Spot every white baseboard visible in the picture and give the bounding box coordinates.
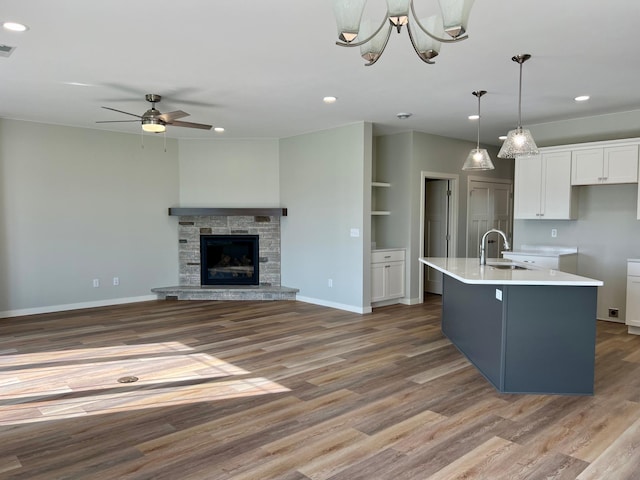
[295,296,371,314]
[0,295,159,319]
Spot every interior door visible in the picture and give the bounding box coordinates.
[424,179,450,294]
[467,180,513,259]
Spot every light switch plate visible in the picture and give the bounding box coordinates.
[495,288,503,301]
[350,228,360,238]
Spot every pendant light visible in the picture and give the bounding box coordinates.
[462,90,494,171]
[497,54,539,158]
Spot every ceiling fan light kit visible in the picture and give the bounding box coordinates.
[97,93,212,133]
[332,0,474,66]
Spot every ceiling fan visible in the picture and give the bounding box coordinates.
[97,93,212,132]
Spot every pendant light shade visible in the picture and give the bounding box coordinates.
[497,126,538,159]
[462,90,494,171]
[463,148,494,171]
[498,54,538,158]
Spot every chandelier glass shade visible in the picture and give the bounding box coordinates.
[332,0,475,66]
[462,90,494,171]
[497,54,539,158]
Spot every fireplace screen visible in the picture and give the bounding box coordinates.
[200,235,259,286]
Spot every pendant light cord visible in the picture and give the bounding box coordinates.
[518,60,523,129]
[476,93,481,149]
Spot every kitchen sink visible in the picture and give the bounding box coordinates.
[491,264,528,270]
[487,262,529,270]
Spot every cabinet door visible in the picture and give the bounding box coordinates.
[571,148,604,185]
[542,151,576,219]
[604,145,638,184]
[385,261,405,299]
[626,277,640,327]
[371,263,386,302]
[514,155,542,219]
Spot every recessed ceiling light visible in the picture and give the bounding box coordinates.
[214,127,225,133]
[468,114,480,120]
[323,96,337,104]
[3,21,28,32]
[498,135,508,141]
[574,95,590,102]
[396,112,412,119]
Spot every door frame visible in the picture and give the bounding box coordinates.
[465,176,514,258]
[418,171,459,304]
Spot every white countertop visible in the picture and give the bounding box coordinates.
[420,257,603,286]
[503,245,578,258]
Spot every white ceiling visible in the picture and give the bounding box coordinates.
[1,0,640,146]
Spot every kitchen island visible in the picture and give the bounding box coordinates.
[420,257,604,395]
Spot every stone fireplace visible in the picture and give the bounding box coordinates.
[152,209,297,300]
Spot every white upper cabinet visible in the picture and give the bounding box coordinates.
[572,145,638,185]
[514,151,577,220]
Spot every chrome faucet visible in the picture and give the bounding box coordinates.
[480,229,510,265]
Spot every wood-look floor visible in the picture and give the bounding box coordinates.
[1,297,640,479]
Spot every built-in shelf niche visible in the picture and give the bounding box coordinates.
[371,181,390,216]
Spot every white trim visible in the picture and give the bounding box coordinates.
[540,136,640,153]
[0,295,159,319]
[295,295,371,314]
[418,171,459,304]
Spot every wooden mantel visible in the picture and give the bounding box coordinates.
[168,207,287,217]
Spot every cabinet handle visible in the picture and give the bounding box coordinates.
[384,255,391,258]
[385,265,390,268]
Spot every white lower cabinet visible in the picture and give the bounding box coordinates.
[371,249,405,303]
[502,251,577,274]
[626,260,640,333]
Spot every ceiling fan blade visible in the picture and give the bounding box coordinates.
[96,120,140,123]
[159,110,190,122]
[169,120,212,130]
[101,106,142,118]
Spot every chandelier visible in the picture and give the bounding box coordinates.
[332,0,475,66]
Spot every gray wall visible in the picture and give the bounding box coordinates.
[178,138,280,206]
[375,131,515,303]
[514,183,640,322]
[0,119,179,315]
[279,122,372,312]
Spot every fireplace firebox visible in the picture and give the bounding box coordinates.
[200,235,259,286]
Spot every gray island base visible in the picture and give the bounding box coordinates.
[420,257,603,395]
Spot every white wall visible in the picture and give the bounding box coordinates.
[0,119,180,316]
[279,123,372,312]
[178,139,279,206]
